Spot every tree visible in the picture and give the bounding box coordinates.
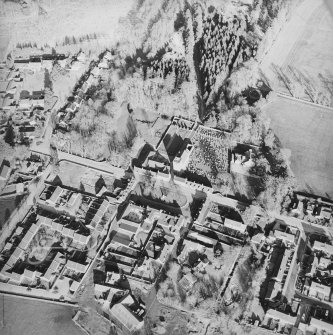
[4,124,15,147]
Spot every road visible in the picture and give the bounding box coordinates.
[30,140,129,178]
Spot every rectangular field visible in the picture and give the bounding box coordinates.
[260,0,333,102]
[263,96,333,199]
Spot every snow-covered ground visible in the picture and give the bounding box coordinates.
[0,0,135,58]
[260,0,333,90]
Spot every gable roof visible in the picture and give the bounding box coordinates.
[109,303,141,332]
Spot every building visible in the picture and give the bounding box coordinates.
[309,317,333,335]
[109,303,142,335]
[66,260,88,273]
[173,139,194,172]
[179,273,197,291]
[313,241,333,257]
[41,252,66,288]
[308,281,331,301]
[87,199,110,230]
[0,161,11,180]
[274,230,296,246]
[224,218,247,234]
[262,309,296,331]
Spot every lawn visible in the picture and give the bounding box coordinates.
[137,180,188,208]
[263,96,333,199]
[0,295,82,335]
[57,161,116,192]
[27,227,56,265]
[261,0,333,90]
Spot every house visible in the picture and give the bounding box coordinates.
[308,282,331,301]
[109,303,143,335]
[111,232,132,247]
[263,309,296,330]
[73,233,90,245]
[31,99,44,108]
[179,273,197,291]
[274,230,296,246]
[48,186,64,205]
[187,231,218,247]
[224,218,247,234]
[309,317,333,335]
[32,90,44,100]
[118,219,139,236]
[320,207,332,220]
[19,126,35,133]
[66,260,88,273]
[173,140,194,172]
[0,161,11,180]
[69,279,80,294]
[14,58,29,70]
[41,252,66,288]
[20,90,30,100]
[313,241,333,257]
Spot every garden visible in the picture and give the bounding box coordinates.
[27,226,59,265]
[187,127,230,183]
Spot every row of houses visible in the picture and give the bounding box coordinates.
[55,50,114,132]
[103,202,183,282]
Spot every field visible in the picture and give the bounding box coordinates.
[260,0,333,104]
[135,180,188,208]
[56,161,116,192]
[0,295,83,335]
[263,96,333,199]
[0,0,135,58]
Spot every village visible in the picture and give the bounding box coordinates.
[0,44,333,335]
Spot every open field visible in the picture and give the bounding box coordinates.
[0,0,135,58]
[263,96,333,199]
[56,161,116,191]
[260,0,333,102]
[0,294,83,335]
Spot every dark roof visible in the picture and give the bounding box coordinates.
[19,126,35,132]
[119,222,138,233]
[32,90,44,99]
[112,232,131,247]
[14,58,29,63]
[20,90,30,99]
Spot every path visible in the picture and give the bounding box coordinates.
[276,92,333,112]
[30,141,128,178]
